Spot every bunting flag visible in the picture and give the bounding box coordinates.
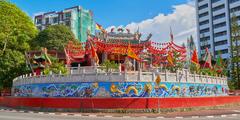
[203,48,212,69]
[191,48,200,69]
[127,43,140,61]
[89,41,99,65]
[167,50,174,66]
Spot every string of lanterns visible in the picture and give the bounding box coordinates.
[65,37,187,65]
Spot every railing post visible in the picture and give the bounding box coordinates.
[124,69,127,81]
[152,71,155,82]
[193,72,196,83]
[176,69,178,82]
[185,69,189,82]
[165,69,168,82]
[138,68,141,81]
[78,64,81,74]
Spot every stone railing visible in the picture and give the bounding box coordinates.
[12,67,228,87]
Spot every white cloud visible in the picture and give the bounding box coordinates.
[106,1,196,45]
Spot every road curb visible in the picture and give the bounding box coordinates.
[1,107,240,119]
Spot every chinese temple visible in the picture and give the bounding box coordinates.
[65,28,187,69]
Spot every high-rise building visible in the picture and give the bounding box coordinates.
[34,6,95,43]
[196,0,240,59]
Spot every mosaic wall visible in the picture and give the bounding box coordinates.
[13,81,228,98]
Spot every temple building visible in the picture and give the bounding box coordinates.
[96,28,152,65]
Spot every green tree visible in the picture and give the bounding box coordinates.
[167,51,184,72]
[230,14,240,89]
[43,56,68,75]
[100,60,119,72]
[33,25,76,51]
[0,0,37,88]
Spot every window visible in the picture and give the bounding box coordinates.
[199,12,209,18]
[212,0,221,3]
[65,12,71,19]
[45,18,49,24]
[229,0,240,4]
[213,13,225,20]
[199,20,209,25]
[231,6,240,13]
[212,4,225,12]
[200,36,210,42]
[215,40,228,46]
[214,31,227,37]
[53,17,58,23]
[200,28,210,34]
[215,49,228,54]
[198,0,204,2]
[200,44,211,50]
[213,22,226,29]
[36,18,42,24]
[199,4,208,10]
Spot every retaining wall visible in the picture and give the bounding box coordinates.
[1,96,240,109]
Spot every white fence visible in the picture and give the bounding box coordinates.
[12,67,228,87]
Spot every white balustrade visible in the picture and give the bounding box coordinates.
[12,67,228,87]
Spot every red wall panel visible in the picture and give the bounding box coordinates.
[1,97,240,109]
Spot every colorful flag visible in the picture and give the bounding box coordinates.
[95,23,102,30]
[167,50,174,66]
[170,27,174,41]
[127,43,140,61]
[191,48,200,69]
[203,48,212,69]
[89,41,99,65]
[155,75,161,85]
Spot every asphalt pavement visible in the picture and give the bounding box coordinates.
[1,108,240,120]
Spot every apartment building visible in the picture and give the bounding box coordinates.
[196,0,240,59]
[34,6,95,43]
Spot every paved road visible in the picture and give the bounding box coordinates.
[1,109,240,120]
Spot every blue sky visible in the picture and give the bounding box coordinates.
[10,0,189,28]
[10,0,196,44]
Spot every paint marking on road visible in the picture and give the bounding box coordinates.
[233,110,240,113]
[89,114,97,117]
[175,116,183,119]
[156,116,164,119]
[221,115,227,117]
[18,110,25,113]
[140,116,146,118]
[231,114,238,116]
[48,113,55,115]
[191,116,199,118]
[206,116,214,118]
[38,112,44,114]
[104,115,113,118]
[61,113,69,116]
[73,114,82,117]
